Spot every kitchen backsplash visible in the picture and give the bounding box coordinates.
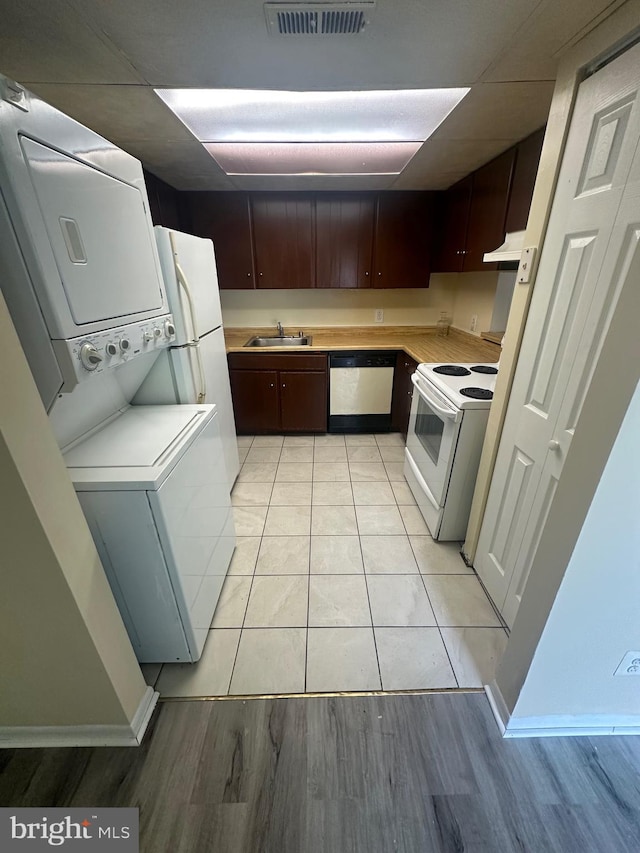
[220,271,500,333]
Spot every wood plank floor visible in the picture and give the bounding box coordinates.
[1,693,639,852]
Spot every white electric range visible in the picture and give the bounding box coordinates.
[404,363,498,541]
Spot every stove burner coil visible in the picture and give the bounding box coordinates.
[470,365,498,375]
[460,387,494,400]
[433,365,471,376]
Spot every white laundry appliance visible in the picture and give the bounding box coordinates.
[65,404,235,662]
[0,75,173,412]
[0,75,235,663]
[133,228,240,483]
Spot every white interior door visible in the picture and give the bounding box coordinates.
[475,43,640,627]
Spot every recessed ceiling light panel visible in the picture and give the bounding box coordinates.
[154,87,468,176]
[155,88,469,143]
[204,141,422,175]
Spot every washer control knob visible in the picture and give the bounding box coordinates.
[105,342,118,357]
[119,338,131,352]
[143,330,154,342]
[165,321,176,338]
[79,343,103,371]
[153,327,162,339]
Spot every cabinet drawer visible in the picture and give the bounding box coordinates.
[228,352,328,371]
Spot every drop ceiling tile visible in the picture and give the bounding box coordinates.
[25,85,196,144]
[70,0,536,89]
[394,139,518,189]
[430,82,554,141]
[1,0,143,84]
[482,0,626,82]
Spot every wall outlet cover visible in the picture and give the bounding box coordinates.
[614,651,640,676]
[375,309,384,323]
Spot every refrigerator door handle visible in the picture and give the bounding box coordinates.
[169,231,207,403]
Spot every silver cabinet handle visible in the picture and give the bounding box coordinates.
[548,439,560,451]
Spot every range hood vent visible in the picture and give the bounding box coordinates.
[483,230,526,263]
[265,2,375,36]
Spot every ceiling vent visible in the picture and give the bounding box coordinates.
[264,3,375,36]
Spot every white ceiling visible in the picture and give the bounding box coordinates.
[0,0,627,190]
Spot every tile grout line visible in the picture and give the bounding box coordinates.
[353,461,385,692]
[228,434,275,695]
[226,434,256,695]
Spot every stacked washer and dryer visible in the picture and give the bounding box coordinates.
[0,75,236,663]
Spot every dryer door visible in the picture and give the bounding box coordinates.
[21,137,165,335]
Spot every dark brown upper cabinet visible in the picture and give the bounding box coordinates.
[432,175,473,273]
[505,127,545,234]
[315,193,375,288]
[185,192,255,290]
[251,194,315,289]
[464,148,516,272]
[373,192,434,288]
[144,170,185,232]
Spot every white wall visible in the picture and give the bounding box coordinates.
[0,293,149,736]
[505,380,640,727]
[220,271,499,333]
[220,278,455,328]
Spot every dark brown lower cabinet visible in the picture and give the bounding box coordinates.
[229,369,280,433]
[280,371,327,432]
[391,352,419,435]
[228,353,328,434]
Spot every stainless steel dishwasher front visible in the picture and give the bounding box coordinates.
[328,351,396,432]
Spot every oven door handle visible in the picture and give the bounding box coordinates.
[411,374,462,423]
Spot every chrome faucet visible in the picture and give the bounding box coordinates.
[277,321,284,337]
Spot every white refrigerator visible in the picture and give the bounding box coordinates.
[134,227,240,483]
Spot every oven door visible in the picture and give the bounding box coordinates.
[405,372,462,507]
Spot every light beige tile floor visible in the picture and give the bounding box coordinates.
[154,433,508,699]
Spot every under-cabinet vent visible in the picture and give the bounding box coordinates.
[264,3,375,36]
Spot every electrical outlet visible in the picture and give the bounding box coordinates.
[614,651,640,676]
[470,314,478,332]
[375,309,384,323]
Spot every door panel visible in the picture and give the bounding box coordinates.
[316,194,375,288]
[252,194,315,288]
[475,43,640,627]
[280,371,327,432]
[229,369,280,433]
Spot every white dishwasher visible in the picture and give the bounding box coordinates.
[329,351,396,432]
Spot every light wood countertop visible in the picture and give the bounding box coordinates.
[224,325,500,364]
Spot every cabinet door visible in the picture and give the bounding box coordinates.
[280,371,327,432]
[229,369,279,433]
[374,193,434,288]
[463,148,515,272]
[144,169,185,231]
[432,176,472,273]
[186,192,255,290]
[252,194,315,289]
[316,194,375,288]
[504,127,545,233]
[391,352,418,434]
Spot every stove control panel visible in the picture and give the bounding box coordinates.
[51,313,175,391]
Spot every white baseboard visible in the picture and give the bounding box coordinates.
[484,682,640,738]
[0,687,158,748]
[484,680,509,735]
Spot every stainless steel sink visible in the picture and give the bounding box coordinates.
[244,335,313,347]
